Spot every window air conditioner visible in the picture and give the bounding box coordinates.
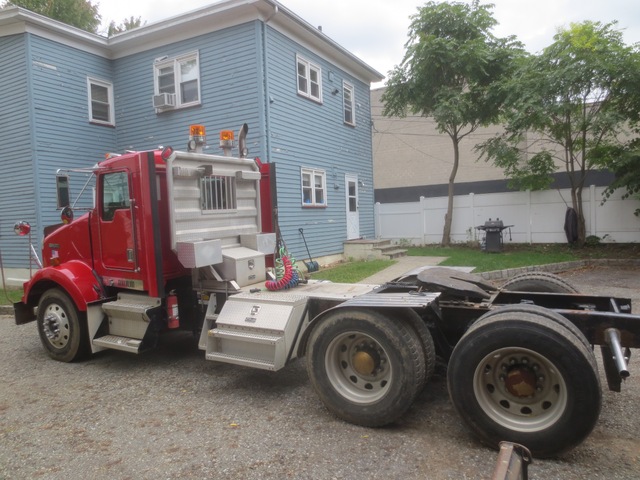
[153,93,176,108]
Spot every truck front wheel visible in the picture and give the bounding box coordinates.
[37,288,89,362]
[306,308,424,427]
[447,311,601,458]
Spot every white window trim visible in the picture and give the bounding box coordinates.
[296,55,323,103]
[343,81,356,126]
[87,77,115,126]
[153,51,201,111]
[301,167,327,207]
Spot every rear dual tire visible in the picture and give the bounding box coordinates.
[306,308,434,427]
[501,271,579,294]
[447,311,601,457]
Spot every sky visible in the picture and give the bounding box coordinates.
[97,0,640,88]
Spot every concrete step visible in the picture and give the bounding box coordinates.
[344,239,401,260]
[372,243,408,259]
[378,248,407,259]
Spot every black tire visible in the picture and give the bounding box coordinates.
[447,311,601,458]
[391,308,436,390]
[501,271,579,293]
[481,304,593,354]
[37,288,89,362]
[306,308,424,427]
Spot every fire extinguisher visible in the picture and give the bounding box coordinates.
[167,291,179,329]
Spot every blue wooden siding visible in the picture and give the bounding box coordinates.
[263,26,375,262]
[0,34,118,267]
[27,34,117,260]
[0,34,36,268]
[2,17,376,268]
[113,21,265,159]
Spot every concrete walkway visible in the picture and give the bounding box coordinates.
[359,256,448,284]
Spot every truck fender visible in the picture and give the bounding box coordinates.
[296,304,343,358]
[23,260,104,312]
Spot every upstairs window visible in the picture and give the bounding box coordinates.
[153,51,200,109]
[87,77,114,126]
[296,55,322,103]
[343,81,355,126]
[301,168,326,207]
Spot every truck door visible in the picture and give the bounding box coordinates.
[99,170,137,271]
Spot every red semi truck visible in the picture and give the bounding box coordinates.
[12,125,640,458]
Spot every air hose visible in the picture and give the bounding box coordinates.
[265,247,301,291]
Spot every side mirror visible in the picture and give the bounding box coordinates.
[56,175,70,209]
[61,206,74,224]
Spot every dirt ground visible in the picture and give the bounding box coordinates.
[558,264,640,305]
[1,265,639,479]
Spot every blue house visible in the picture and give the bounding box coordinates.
[0,0,383,271]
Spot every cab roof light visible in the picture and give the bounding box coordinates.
[161,146,174,161]
[219,130,234,141]
[219,130,235,150]
[189,125,207,143]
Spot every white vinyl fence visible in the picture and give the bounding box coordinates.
[375,185,640,245]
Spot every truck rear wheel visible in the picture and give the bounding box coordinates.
[479,304,592,353]
[501,271,579,293]
[37,288,89,362]
[391,308,436,391]
[447,311,601,458]
[306,308,424,427]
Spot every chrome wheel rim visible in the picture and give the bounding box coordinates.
[42,303,70,349]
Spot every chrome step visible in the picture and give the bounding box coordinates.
[208,328,281,345]
[93,335,142,353]
[205,351,276,371]
[101,293,161,322]
[101,293,161,339]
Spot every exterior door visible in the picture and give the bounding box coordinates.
[345,174,359,240]
[99,169,137,271]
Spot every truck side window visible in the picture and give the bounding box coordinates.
[102,172,130,221]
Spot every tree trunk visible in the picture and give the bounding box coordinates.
[441,138,460,246]
[571,185,587,246]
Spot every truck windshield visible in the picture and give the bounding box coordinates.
[54,169,96,211]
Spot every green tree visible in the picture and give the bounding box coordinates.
[382,0,524,246]
[2,0,101,33]
[602,50,640,215]
[602,141,640,216]
[479,21,639,245]
[107,16,144,37]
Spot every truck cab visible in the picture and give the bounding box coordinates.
[16,125,274,359]
[43,150,186,299]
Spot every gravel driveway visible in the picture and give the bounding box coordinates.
[1,266,639,479]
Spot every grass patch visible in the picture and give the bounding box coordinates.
[407,243,640,273]
[309,259,395,283]
[0,288,22,306]
[308,243,640,284]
